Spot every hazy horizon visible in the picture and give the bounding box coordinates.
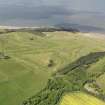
[0,0,105,32]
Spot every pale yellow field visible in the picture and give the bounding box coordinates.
[60,92,105,105]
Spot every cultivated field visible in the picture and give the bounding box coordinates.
[60,92,105,105]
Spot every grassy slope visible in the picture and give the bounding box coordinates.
[23,51,105,105]
[60,92,105,105]
[0,31,105,105]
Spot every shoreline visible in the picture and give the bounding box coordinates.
[0,25,105,39]
[0,25,41,29]
[0,25,56,29]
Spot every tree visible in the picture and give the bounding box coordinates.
[48,60,54,67]
[0,34,10,59]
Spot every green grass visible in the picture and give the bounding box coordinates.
[0,31,105,105]
[22,51,105,105]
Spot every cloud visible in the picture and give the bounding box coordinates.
[0,0,105,12]
[0,0,105,30]
[0,4,75,20]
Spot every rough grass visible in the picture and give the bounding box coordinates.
[22,51,105,105]
[60,92,105,105]
[0,31,105,105]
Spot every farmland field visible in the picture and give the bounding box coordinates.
[0,31,105,105]
[60,92,105,105]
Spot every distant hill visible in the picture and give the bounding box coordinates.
[55,23,105,33]
[0,26,79,34]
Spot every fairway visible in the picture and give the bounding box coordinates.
[60,92,105,105]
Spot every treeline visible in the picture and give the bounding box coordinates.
[22,52,105,105]
[15,27,79,33]
[56,52,105,75]
[0,27,79,35]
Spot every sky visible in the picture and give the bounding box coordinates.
[0,0,105,12]
[0,0,105,32]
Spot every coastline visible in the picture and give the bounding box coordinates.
[0,25,56,29]
[0,25,105,39]
[0,25,40,29]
